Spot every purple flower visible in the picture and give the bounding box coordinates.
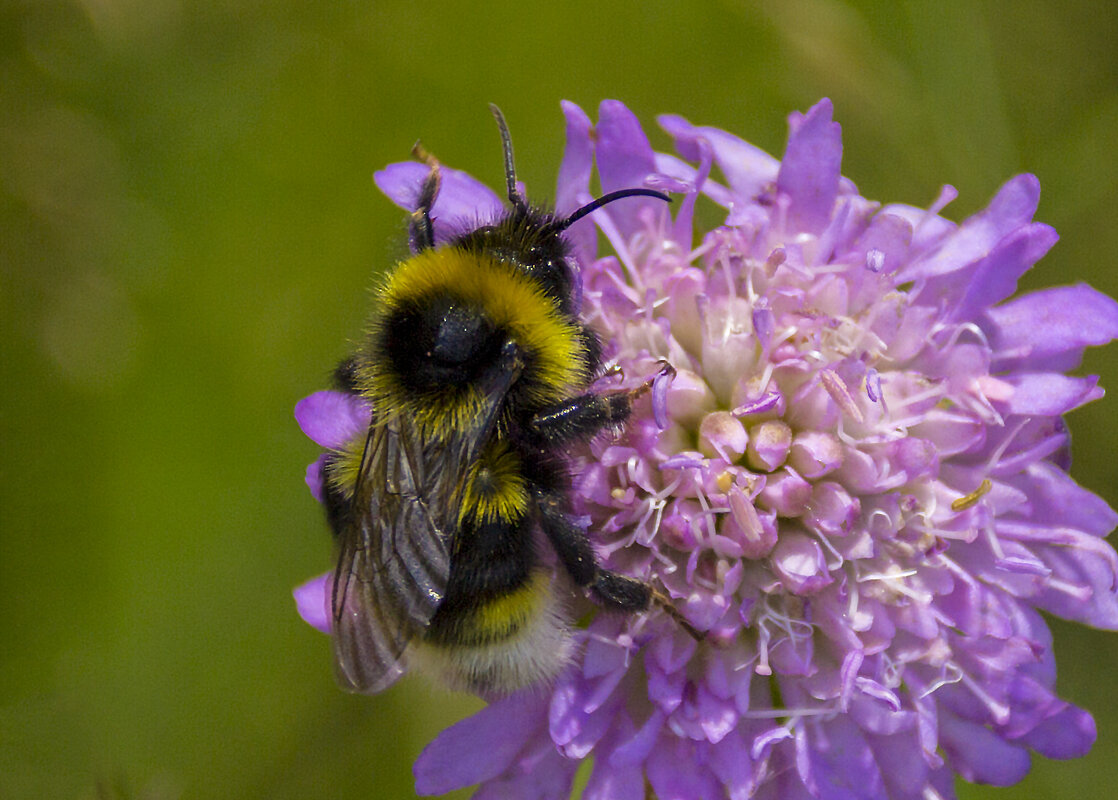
[295,99,1118,798]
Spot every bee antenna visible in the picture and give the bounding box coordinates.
[489,104,527,212]
[558,188,672,231]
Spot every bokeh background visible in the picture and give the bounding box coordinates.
[3,0,1117,798]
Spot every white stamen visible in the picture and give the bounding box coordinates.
[959,670,1011,725]
[755,622,772,676]
[812,529,846,571]
[739,706,837,720]
[918,662,963,698]
[857,567,919,583]
[982,418,1030,475]
[1043,576,1094,602]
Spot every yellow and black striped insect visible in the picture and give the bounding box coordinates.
[320,106,696,695]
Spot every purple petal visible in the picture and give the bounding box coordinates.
[1018,704,1096,759]
[804,481,859,538]
[882,184,958,255]
[985,283,1118,371]
[305,454,327,502]
[848,694,913,737]
[699,411,748,462]
[646,737,723,800]
[889,437,939,481]
[548,672,617,757]
[293,572,331,634]
[547,672,583,747]
[469,739,577,800]
[770,761,820,800]
[646,660,686,713]
[758,468,813,517]
[942,222,1058,322]
[788,431,844,479]
[556,100,597,264]
[665,137,711,249]
[413,688,549,795]
[658,112,780,202]
[610,709,664,766]
[374,162,504,244]
[846,212,913,277]
[595,100,661,239]
[584,757,643,800]
[980,416,1067,475]
[900,174,1041,282]
[708,728,760,800]
[1000,674,1065,738]
[696,682,739,743]
[294,390,371,449]
[771,533,833,594]
[654,152,738,209]
[909,408,985,457]
[1033,538,1118,628]
[939,712,1031,786]
[798,717,887,800]
[863,731,932,800]
[880,304,939,362]
[927,768,959,800]
[776,98,842,236]
[746,420,793,473]
[752,726,794,761]
[997,373,1103,416]
[1010,461,1118,537]
[651,366,674,429]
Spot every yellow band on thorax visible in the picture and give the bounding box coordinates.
[363,248,586,433]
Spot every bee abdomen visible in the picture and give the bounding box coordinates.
[412,571,572,693]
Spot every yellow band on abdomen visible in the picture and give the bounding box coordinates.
[454,571,552,646]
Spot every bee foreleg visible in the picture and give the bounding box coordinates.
[408,142,441,251]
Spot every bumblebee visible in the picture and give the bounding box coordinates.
[320,106,695,695]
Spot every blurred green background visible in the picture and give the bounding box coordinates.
[2,0,1117,798]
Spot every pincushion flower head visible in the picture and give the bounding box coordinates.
[294,99,1118,799]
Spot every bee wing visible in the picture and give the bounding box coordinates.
[331,416,457,693]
